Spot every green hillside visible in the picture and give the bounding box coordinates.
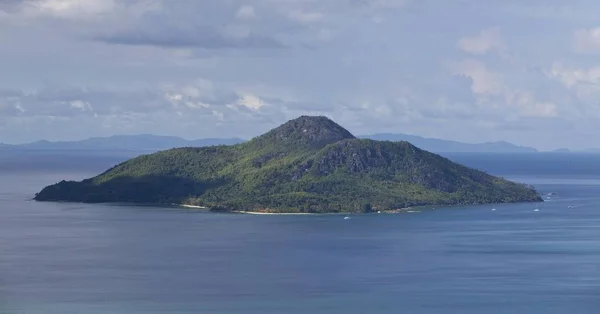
[34,116,542,212]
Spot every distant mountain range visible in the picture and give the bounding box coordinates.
[362,133,538,153]
[0,135,245,152]
[1,133,539,153]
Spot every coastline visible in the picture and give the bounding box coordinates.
[176,203,543,215]
[177,204,208,209]
[176,203,426,214]
[233,210,313,215]
[177,204,313,214]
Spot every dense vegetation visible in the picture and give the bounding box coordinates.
[35,116,542,212]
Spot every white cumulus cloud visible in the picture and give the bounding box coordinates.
[574,27,600,53]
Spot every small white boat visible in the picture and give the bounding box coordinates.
[343,216,350,220]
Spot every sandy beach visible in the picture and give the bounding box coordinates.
[178,204,208,209]
[233,211,313,215]
[177,204,420,215]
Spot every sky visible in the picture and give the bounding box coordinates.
[1,0,600,150]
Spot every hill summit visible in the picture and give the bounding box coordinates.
[249,115,355,150]
[35,116,542,213]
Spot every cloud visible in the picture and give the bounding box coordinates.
[0,79,335,123]
[0,80,291,141]
[550,62,600,87]
[573,27,600,53]
[506,91,558,118]
[1,0,408,52]
[68,99,93,111]
[27,0,117,19]
[450,59,504,95]
[94,27,285,49]
[0,102,24,115]
[236,5,256,20]
[0,0,25,12]
[3,0,600,149]
[163,79,239,108]
[261,97,335,112]
[237,94,265,111]
[0,88,24,98]
[547,62,600,118]
[80,2,287,49]
[457,27,506,55]
[450,59,558,119]
[3,1,285,49]
[288,10,324,23]
[0,87,164,117]
[3,0,158,23]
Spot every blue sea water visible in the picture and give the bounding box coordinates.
[1,152,600,314]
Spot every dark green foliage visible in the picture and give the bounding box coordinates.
[35,116,543,212]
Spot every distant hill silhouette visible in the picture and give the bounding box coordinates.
[1,135,244,152]
[362,133,537,153]
[2,132,536,153]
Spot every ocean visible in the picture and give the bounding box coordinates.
[1,151,600,314]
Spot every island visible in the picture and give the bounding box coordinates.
[34,116,542,213]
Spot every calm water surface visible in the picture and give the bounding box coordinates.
[1,152,600,313]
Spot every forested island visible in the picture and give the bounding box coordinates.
[35,116,542,213]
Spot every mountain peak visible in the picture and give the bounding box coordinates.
[251,115,355,149]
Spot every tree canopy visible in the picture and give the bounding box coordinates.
[35,116,542,212]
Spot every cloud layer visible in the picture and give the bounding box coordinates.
[1,0,600,150]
